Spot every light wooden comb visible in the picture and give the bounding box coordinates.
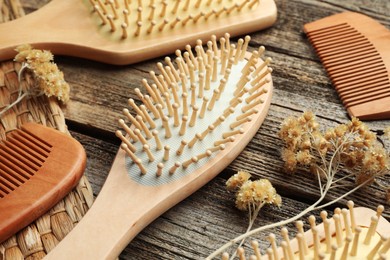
[45,34,273,259]
[0,0,276,65]
[0,123,86,243]
[304,12,390,120]
[221,201,390,259]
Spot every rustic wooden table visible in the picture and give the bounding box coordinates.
[12,0,390,259]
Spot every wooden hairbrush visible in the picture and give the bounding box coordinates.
[0,123,86,244]
[0,0,277,65]
[45,34,273,259]
[223,201,390,259]
[304,12,390,120]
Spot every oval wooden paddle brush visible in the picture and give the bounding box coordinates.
[222,201,390,259]
[0,123,86,244]
[0,0,276,65]
[45,33,273,259]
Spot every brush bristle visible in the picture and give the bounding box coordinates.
[87,0,261,39]
[117,34,272,185]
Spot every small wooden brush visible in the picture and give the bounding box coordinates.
[304,12,390,120]
[224,201,390,259]
[45,33,273,259]
[0,0,277,65]
[0,123,86,244]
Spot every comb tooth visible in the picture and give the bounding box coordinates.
[0,159,29,185]
[333,73,387,93]
[321,48,378,67]
[340,83,390,102]
[18,128,51,151]
[0,145,37,179]
[330,63,386,82]
[326,55,379,73]
[6,135,47,163]
[0,142,41,170]
[335,75,388,94]
[310,28,361,47]
[0,168,19,192]
[341,86,390,106]
[317,41,373,59]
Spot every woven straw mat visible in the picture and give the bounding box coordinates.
[0,1,94,259]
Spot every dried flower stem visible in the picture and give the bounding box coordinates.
[0,63,34,117]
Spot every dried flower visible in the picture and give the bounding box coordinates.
[227,172,281,211]
[225,171,281,257]
[1,45,70,117]
[14,44,70,103]
[226,171,251,191]
[279,112,389,190]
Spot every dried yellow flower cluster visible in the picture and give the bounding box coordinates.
[279,111,389,186]
[14,44,70,103]
[226,171,281,211]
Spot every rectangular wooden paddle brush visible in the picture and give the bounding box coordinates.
[0,0,277,65]
[0,123,86,243]
[304,12,390,120]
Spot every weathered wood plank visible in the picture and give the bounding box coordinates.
[11,0,390,258]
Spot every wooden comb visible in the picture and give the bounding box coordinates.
[0,0,276,65]
[304,12,390,120]
[0,123,86,243]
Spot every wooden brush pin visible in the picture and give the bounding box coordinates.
[304,12,390,120]
[0,123,86,243]
[0,0,277,65]
[45,34,273,259]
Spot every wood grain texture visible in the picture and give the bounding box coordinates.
[10,0,390,259]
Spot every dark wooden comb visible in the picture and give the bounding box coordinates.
[0,123,86,243]
[304,12,390,120]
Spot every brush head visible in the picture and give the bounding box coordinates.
[304,12,390,120]
[117,33,273,185]
[0,123,86,243]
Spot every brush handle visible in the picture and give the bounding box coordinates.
[44,149,182,259]
[44,146,240,259]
